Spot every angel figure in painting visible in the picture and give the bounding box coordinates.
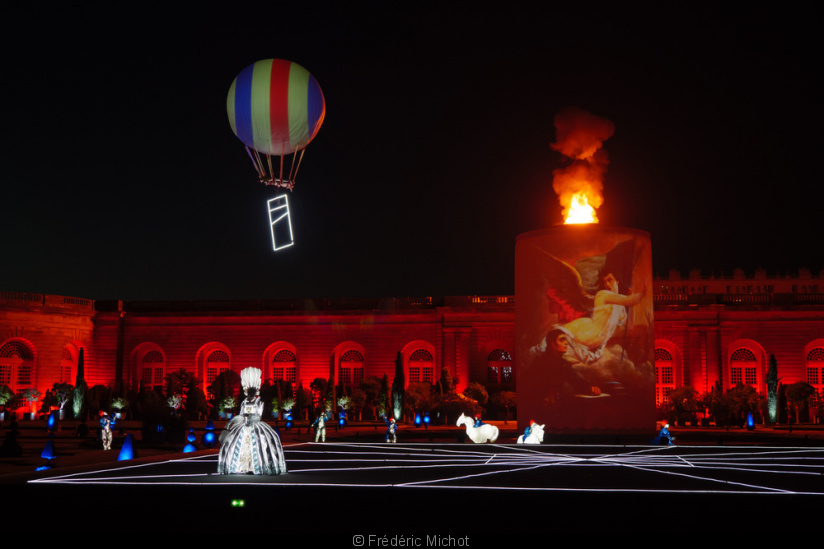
[526,237,650,400]
[530,237,647,364]
[218,367,286,475]
[554,270,645,365]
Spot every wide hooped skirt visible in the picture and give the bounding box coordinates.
[218,419,286,475]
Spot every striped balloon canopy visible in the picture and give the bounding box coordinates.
[227,59,325,156]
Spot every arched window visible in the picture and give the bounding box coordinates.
[273,349,297,383]
[409,349,434,385]
[655,348,675,406]
[0,340,35,396]
[206,349,230,384]
[340,349,364,390]
[60,348,74,384]
[730,348,758,387]
[141,350,165,394]
[487,349,512,385]
[806,347,824,394]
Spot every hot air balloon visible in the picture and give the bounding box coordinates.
[227,59,326,190]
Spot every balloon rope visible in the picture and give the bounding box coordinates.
[292,149,306,183]
[279,145,285,184]
[286,151,295,183]
[245,146,264,178]
[253,149,266,179]
[267,154,274,183]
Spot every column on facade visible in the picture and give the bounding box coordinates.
[442,328,471,394]
[687,329,702,392]
[705,329,721,392]
[455,329,471,394]
[442,328,456,390]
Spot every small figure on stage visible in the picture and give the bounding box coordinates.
[384,416,398,443]
[517,420,545,444]
[99,411,116,450]
[523,421,533,440]
[313,410,329,442]
[651,423,674,446]
[473,414,484,428]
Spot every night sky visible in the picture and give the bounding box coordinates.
[4,3,820,301]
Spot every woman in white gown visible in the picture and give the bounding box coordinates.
[218,367,286,475]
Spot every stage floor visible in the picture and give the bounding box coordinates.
[18,442,824,538]
[29,441,824,495]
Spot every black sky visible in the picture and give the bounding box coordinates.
[3,3,821,300]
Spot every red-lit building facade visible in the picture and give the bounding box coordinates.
[2,267,824,414]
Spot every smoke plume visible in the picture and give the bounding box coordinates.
[551,107,615,223]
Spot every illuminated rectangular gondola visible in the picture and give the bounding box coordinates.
[267,195,294,251]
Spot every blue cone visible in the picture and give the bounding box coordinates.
[41,438,56,460]
[118,433,135,461]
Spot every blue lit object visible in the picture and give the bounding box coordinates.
[183,443,197,453]
[423,412,430,428]
[41,438,56,460]
[118,433,135,461]
[35,465,52,471]
[414,413,421,427]
[47,411,56,431]
[203,430,216,446]
[747,411,755,430]
[187,429,196,443]
[205,420,215,431]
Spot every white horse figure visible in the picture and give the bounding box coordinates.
[517,423,545,444]
[456,413,499,443]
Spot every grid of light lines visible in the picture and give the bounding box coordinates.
[29,443,824,495]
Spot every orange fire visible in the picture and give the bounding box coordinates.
[564,192,598,224]
[551,107,614,225]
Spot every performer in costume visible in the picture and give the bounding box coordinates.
[473,414,484,428]
[99,411,116,450]
[313,410,328,442]
[218,367,287,475]
[384,416,398,443]
[651,423,674,446]
[523,419,535,440]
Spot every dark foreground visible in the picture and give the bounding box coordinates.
[4,421,824,543]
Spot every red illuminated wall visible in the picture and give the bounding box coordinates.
[4,274,824,427]
[0,295,515,409]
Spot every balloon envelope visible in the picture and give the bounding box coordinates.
[227,59,325,156]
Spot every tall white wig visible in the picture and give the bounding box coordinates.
[240,367,262,394]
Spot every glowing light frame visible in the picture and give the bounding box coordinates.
[267,195,294,251]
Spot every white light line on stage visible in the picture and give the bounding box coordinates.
[31,459,190,483]
[28,444,824,494]
[396,463,556,487]
[405,484,820,496]
[616,463,795,494]
[38,473,216,484]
